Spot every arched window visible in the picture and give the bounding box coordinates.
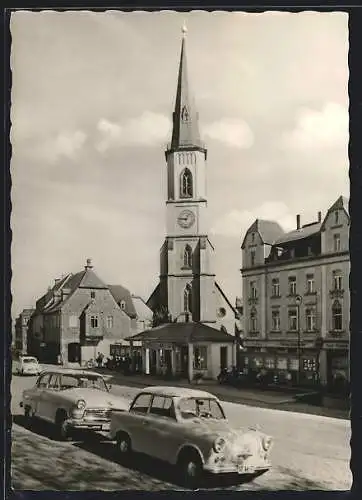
[332,300,342,331]
[180,168,193,198]
[250,307,257,332]
[183,284,192,313]
[183,245,192,268]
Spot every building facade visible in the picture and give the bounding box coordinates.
[27,259,152,365]
[240,196,350,390]
[14,308,35,354]
[147,27,236,338]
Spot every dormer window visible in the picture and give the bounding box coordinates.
[180,168,193,198]
[335,210,339,224]
[120,300,126,311]
[251,232,255,243]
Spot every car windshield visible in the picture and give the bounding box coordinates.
[178,397,226,420]
[23,358,37,364]
[60,374,108,392]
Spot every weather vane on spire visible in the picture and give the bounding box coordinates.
[182,22,188,37]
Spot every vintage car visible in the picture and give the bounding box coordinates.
[20,368,129,440]
[109,386,273,487]
[16,355,42,376]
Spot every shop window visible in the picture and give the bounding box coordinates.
[277,358,288,370]
[289,358,299,371]
[302,358,316,372]
[288,308,298,331]
[271,278,280,297]
[193,346,208,370]
[265,358,275,369]
[332,300,343,331]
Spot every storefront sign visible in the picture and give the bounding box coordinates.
[324,342,348,350]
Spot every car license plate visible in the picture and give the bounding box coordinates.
[238,464,254,474]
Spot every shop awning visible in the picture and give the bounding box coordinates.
[125,322,235,344]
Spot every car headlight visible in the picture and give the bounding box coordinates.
[213,437,226,453]
[262,436,272,451]
[76,399,86,410]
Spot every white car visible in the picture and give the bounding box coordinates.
[109,386,273,487]
[20,368,129,440]
[16,356,42,376]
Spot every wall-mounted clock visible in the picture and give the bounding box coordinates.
[177,209,195,229]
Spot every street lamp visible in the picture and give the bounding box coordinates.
[295,294,303,386]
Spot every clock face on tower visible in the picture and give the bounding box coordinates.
[177,209,195,229]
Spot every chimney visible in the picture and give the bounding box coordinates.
[318,211,322,222]
[85,258,93,270]
[296,214,301,230]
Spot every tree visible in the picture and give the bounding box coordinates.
[152,305,171,327]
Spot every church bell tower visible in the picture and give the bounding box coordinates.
[153,25,217,325]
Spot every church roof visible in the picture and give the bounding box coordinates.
[168,27,205,153]
[126,321,235,344]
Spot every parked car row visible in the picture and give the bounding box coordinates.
[20,368,273,488]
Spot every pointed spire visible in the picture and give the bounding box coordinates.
[168,25,205,154]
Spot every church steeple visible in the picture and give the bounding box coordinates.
[168,25,206,156]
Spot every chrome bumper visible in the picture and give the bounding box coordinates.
[67,418,111,431]
[204,460,271,475]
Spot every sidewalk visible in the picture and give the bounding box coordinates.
[94,368,349,420]
[39,363,349,420]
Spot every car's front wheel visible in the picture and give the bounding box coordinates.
[177,448,203,489]
[55,411,72,441]
[115,432,132,462]
[24,406,33,428]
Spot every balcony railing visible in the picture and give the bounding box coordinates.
[329,289,344,299]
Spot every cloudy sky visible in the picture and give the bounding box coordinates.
[10,10,349,318]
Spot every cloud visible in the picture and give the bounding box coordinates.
[96,111,171,152]
[35,130,87,164]
[202,118,254,148]
[211,201,295,238]
[281,102,348,150]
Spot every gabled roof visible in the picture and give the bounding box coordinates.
[131,295,153,321]
[108,285,137,319]
[274,221,322,245]
[126,321,235,344]
[320,195,350,231]
[241,219,285,249]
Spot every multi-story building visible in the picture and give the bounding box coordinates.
[27,259,152,365]
[240,195,349,390]
[14,307,35,354]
